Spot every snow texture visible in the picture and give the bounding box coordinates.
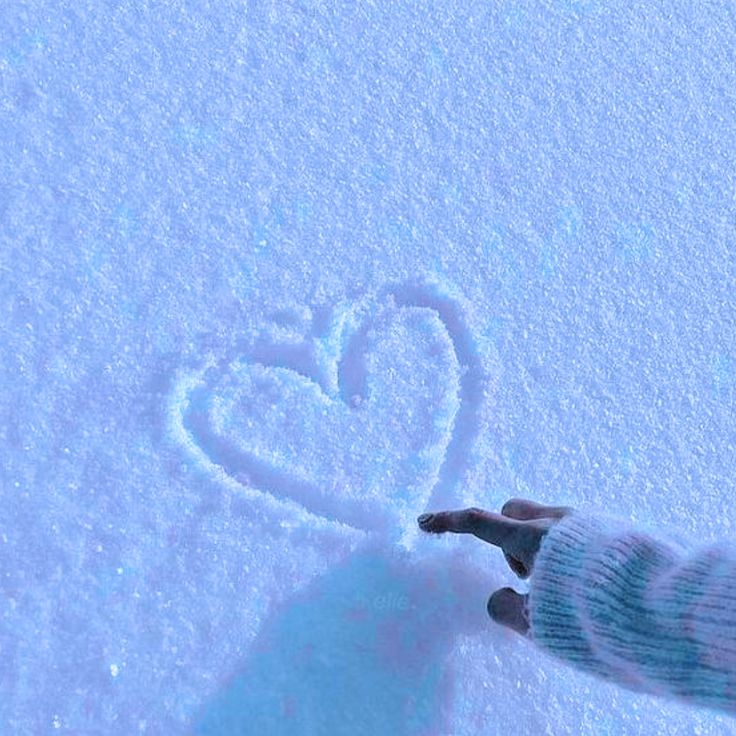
[2,0,736,733]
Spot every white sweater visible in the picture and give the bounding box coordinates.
[528,511,736,715]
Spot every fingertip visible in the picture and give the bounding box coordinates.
[487,588,531,637]
[487,587,513,621]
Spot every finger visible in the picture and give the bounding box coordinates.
[503,551,530,579]
[501,499,573,578]
[418,507,525,548]
[501,497,574,521]
[418,509,533,578]
[487,588,530,637]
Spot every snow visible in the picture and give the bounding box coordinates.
[2,0,736,733]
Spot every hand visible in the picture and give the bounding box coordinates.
[417,499,574,637]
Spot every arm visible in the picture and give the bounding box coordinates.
[528,511,736,714]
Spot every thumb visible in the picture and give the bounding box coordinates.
[487,588,531,637]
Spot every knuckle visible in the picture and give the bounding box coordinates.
[465,507,484,525]
[501,498,524,515]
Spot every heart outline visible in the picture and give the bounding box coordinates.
[167,277,495,545]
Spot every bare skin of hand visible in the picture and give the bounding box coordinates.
[417,499,574,637]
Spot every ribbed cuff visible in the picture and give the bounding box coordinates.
[527,510,653,689]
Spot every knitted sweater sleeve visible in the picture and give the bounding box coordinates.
[527,510,736,714]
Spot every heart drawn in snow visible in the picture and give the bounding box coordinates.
[168,279,489,543]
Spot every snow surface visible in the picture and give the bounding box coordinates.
[2,0,736,733]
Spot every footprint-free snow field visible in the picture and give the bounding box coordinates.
[3,1,736,734]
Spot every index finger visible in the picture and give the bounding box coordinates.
[417,507,527,549]
[463,507,530,548]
